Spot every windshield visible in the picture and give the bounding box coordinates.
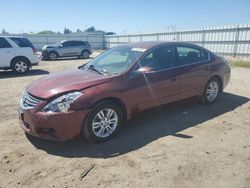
[54,41,63,46]
[82,46,145,75]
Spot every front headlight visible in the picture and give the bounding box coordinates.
[42,92,83,113]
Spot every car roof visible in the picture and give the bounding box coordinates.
[62,40,88,42]
[117,41,205,50]
[0,36,26,38]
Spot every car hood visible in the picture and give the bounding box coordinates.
[27,69,112,99]
[42,45,57,50]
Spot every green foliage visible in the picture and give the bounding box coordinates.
[85,26,95,33]
[230,59,250,68]
[64,27,72,34]
[37,30,56,34]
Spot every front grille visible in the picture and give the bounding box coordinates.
[23,121,30,129]
[20,91,43,110]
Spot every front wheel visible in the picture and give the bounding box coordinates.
[82,101,123,142]
[48,52,58,61]
[201,77,221,104]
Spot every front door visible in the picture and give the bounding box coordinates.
[128,45,180,111]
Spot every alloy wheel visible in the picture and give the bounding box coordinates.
[15,61,28,73]
[206,81,219,102]
[91,108,118,138]
[49,52,57,60]
[82,51,90,59]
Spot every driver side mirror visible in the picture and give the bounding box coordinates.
[130,67,154,78]
[59,44,63,48]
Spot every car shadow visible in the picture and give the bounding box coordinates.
[27,92,249,158]
[0,69,49,79]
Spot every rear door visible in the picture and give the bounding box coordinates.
[76,41,86,55]
[0,37,14,67]
[174,45,211,99]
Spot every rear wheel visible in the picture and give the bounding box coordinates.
[12,58,30,74]
[82,101,123,142]
[81,50,90,59]
[201,77,221,104]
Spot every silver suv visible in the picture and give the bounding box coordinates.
[41,40,92,60]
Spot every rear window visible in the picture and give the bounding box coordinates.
[0,38,12,48]
[10,37,35,48]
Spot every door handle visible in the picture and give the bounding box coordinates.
[205,65,211,71]
[169,76,177,81]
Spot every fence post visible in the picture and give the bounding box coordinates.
[233,26,240,57]
[201,29,205,47]
[176,31,180,42]
[46,35,49,45]
[156,33,160,41]
[102,34,106,49]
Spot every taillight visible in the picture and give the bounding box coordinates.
[32,47,38,55]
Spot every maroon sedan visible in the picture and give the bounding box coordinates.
[19,42,231,142]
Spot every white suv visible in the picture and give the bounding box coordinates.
[0,36,40,74]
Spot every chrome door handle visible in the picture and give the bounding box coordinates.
[170,76,177,81]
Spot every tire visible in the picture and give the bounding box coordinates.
[81,50,90,59]
[200,77,221,104]
[12,58,30,74]
[82,101,123,142]
[48,52,58,61]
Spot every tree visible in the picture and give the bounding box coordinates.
[105,32,116,35]
[37,30,56,34]
[63,27,71,34]
[76,29,82,33]
[84,26,95,33]
[2,28,7,34]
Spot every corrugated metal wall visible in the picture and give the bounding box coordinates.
[105,24,250,57]
[2,33,105,50]
[2,24,250,57]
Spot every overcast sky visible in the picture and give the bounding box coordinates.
[1,0,250,34]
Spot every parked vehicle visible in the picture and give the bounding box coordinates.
[0,36,40,74]
[41,40,92,60]
[19,42,231,142]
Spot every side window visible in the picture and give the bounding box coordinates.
[0,38,12,48]
[62,41,70,47]
[140,46,174,71]
[77,41,85,46]
[71,41,79,46]
[176,46,209,65]
[10,37,34,48]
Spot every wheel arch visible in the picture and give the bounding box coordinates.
[210,75,223,92]
[90,97,128,122]
[10,56,31,68]
[49,51,59,56]
[81,49,90,53]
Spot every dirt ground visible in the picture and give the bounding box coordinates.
[0,52,249,188]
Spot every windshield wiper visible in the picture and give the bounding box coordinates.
[86,65,103,75]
